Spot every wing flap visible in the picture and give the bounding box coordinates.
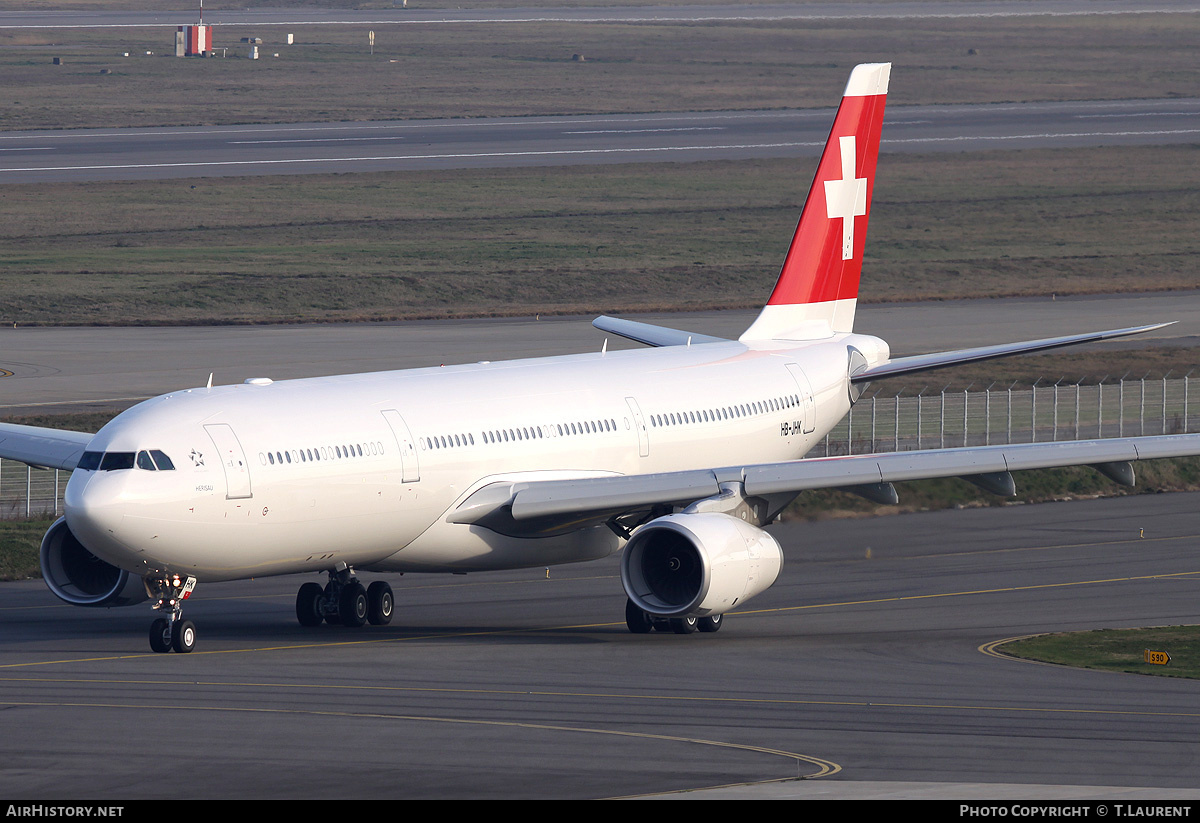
[452,433,1200,533]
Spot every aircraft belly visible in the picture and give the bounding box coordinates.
[365,521,620,573]
[110,476,443,580]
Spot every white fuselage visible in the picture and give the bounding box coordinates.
[64,331,887,582]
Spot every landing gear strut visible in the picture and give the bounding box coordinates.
[624,598,723,635]
[295,567,394,628]
[146,574,198,653]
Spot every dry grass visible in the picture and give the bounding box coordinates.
[1,14,1197,130]
[0,145,1197,324]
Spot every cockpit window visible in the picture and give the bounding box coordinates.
[150,450,175,471]
[77,451,103,471]
[99,452,135,471]
[81,450,176,471]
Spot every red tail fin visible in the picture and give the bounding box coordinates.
[741,63,889,341]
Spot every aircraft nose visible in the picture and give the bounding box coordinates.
[64,472,134,560]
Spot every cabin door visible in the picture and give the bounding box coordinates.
[625,396,649,458]
[204,423,253,500]
[785,363,817,434]
[382,409,421,483]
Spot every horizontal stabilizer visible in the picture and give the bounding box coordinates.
[851,322,1173,383]
[592,316,728,348]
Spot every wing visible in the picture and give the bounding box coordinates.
[449,433,1200,537]
[0,422,93,470]
[852,323,1173,383]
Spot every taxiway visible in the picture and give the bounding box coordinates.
[2,98,1197,183]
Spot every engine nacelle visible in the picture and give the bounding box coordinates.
[40,517,147,607]
[621,512,783,618]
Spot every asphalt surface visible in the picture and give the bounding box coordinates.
[2,98,1198,183]
[0,292,1195,413]
[3,492,1200,798]
[0,293,1195,415]
[2,1,1198,28]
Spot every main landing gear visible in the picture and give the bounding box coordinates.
[296,566,394,628]
[146,574,198,653]
[625,598,722,635]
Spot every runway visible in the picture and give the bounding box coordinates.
[2,491,1199,798]
[2,98,1198,183]
[0,291,1196,413]
[3,1,1198,28]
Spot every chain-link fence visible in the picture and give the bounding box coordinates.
[810,375,1196,457]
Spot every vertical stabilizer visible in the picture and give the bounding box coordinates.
[740,63,890,342]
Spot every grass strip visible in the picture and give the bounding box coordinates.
[1002,626,1200,680]
[2,15,1198,131]
[2,146,1199,325]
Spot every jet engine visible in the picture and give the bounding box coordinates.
[620,512,783,618]
[40,517,146,607]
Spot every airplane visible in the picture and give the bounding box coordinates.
[4,62,1199,653]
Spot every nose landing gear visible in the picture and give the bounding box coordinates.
[146,574,198,653]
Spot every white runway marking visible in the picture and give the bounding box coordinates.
[883,128,1200,144]
[0,141,828,174]
[1075,111,1200,119]
[4,127,1199,176]
[563,127,725,134]
[227,137,408,145]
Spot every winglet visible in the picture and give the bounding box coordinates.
[740,63,890,342]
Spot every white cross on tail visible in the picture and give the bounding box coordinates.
[823,135,867,261]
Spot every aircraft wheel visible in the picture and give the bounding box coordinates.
[149,617,172,653]
[697,614,723,633]
[367,581,394,626]
[172,620,197,653]
[296,582,325,627]
[625,599,654,634]
[341,582,368,628]
[669,616,698,635]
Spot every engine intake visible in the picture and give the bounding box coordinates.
[40,517,146,607]
[621,512,783,618]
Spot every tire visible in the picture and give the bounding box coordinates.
[340,582,368,628]
[367,581,394,626]
[697,614,723,633]
[625,599,654,634]
[669,616,698,635]
[172,619,197,653]
[149,617,172,653]
[296,582,324,627]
